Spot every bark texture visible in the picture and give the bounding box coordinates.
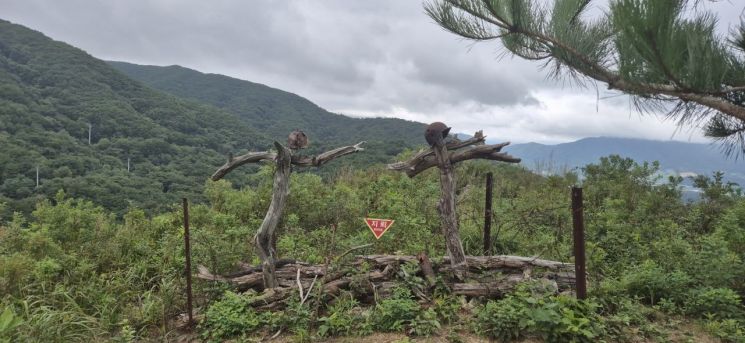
[196,254,575,308]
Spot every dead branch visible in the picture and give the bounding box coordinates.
[195,254,575,308]
[212,142,365,181]
[212,151,276,181]
[292,141,365,167]
[387,131,487,174]
[388,141,520,177]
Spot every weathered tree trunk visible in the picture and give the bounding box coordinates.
[255,142,292,289]
[432,138,467,278]
[196,254,575,307]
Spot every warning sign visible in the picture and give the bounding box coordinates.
[364,218,395,239]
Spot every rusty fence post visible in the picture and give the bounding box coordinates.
[571,187,587,300]
[182,198,194,326]
[483,172,493,255]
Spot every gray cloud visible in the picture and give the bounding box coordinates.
[0,0,741,143]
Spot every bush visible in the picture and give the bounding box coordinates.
[620,261,692,305]
[318,294,360,337]
[409,308,441,336]
[472,296,526,341]
[704,319,745,343]
[199,291,268,342]
[525,296,604,343]
[371,288,423,333]
[472,291,604,343]
[685,288,743,319]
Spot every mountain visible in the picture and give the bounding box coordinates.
[107,61,426,165]
[0,19,270,216]
[509,137,745,185]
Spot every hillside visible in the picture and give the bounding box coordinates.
[107,61,426,163]
[0,19,269,216]
[509,137,745,184]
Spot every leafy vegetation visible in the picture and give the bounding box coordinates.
[2,12,745,343]
[1,152,744,341]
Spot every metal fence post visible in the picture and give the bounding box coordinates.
[571,187,587,300]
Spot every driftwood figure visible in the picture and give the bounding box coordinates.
[388,124,520,278]
[212,133,365,288]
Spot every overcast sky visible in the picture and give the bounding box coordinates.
[2,0,743,144]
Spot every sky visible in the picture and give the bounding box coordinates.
[1,0,743,144]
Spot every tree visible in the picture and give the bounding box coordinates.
[388,130,520,276]
[425,0,745,156]
[211,138,365,288]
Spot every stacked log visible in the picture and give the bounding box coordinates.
[196,254,575,308]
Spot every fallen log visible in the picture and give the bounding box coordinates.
[196,254,575,307]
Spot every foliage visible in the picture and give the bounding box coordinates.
[0,308,23,343]
[704,319,745,343]
[0,19,267,217]
[371,289,423,333]
[425,0,745,156]
[317,293,363,338]
[471,286,605,342]
[1,141,744,341]
[685,288,743,319]
[198,291,268,342]
[471,295,527,341]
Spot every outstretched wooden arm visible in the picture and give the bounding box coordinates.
[211,151,276,181]
[292,141,366,167]
[387,140,520,177]
[211,141,366,181]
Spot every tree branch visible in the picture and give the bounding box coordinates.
[292,141,366,167]
[211,142,366,181]
[388,140,519,177]
[211,151,276,181]
[432,0,745,123]
[387,131,487,173]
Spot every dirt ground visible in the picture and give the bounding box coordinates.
[172,319,719,343]
[267,322,718,343]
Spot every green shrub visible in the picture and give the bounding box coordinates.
[704,319,745,343]
[371,289,422,333]
[472,291,604,343]
[601,296,662,341]
[472,296,527,341]
[685,288,743,319]
[409,308,441,336]
[621,261,692,304]
[0,307,23,343]
[372,298,421,332]
[318,293,362,338]
[432,295,461,324]
[199,291,268,342]
[525,296,605,343]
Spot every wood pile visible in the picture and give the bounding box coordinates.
[196,254,575,308]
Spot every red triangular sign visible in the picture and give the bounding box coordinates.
[364,218,395,239]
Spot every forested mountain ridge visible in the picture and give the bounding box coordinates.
[0,19,269,216]
[107,61,426,159]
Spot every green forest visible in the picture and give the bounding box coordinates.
[3,0,745,341]
[0,19,423,219]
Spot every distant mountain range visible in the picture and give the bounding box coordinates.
[0,18,741,217]
[107,61,425,160]
[0,19,424,216]
[507,137,745,186]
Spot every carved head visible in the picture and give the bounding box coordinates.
[287,129,309,149]
[424,122,451,146]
